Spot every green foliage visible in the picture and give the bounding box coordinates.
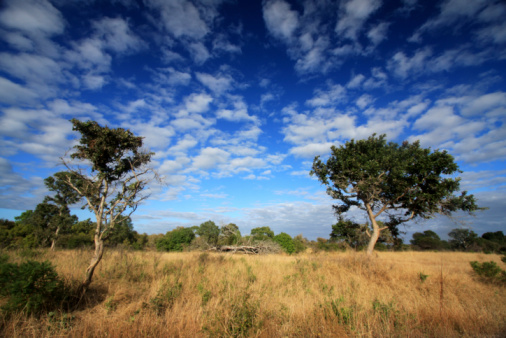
[419,272,429,283]
[448,228,478,251]
[156,227,196,252]
[293,234,307,253]
[273,232,295,254]
[250,226,274,241]
[219,223,241,245]
[410,230,449,251]
[196,220,220,246]
[0,257,66,316]
[311,134,482,253]
[330,218,363,247]
[70,119,153,181]
[470,261,502,278]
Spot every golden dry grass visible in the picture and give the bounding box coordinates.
[2,249,505,337]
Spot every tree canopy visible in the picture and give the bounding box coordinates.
[311,134,482,255]
[60,119,155,291]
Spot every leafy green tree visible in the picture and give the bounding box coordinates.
[311,134,482,255]
[59,119,156,291]
[0,219,15,248]
[293,234,307,253]
[59,219,95,249]
[43,172,82,250]
[482,231,505,245]
[410,230,448,251]
[448,228,478,251]
[30,201,78,249]
[219,223,241,245]
[250,226,274,241]
[11,210,38,248]
[156,227,195,252]
[273,232,295,254]
[196,220,220,246]
[330,218,363,247]
[105,216,136,247]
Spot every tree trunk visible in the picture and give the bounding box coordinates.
[366,203,381,256]
[50,226,60,251]
[81,236,105,293]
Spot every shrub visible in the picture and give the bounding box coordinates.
[470,261,506,285]
[273,232,295,254]
[156,227,195,252]
[470,261,502,278]
[0,256,66,316]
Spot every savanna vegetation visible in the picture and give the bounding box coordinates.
[1,121,502,336]
[1,249,505,337]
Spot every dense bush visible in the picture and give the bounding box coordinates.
[156,227,195,252]
[0,255,67,316]
[273,232,295,254]
[470,261,506,284]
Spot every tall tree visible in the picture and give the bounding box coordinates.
[448,228,478,251]
[311,134,483,255]
[60,119,155,292]
[43,172,82,250]
[31,201,77,249]
[250,226,274,241]
[196,220,220,246]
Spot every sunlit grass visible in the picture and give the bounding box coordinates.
[2,249,505,337]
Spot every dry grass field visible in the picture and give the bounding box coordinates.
[2,249,505,337]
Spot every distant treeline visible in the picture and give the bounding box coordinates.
[1,210,504,254]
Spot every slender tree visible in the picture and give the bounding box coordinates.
[43,172,82,250]
[311,134,483,255]
[60,119,156,292]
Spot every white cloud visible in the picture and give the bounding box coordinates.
[410,0,488,41]
[290,142,335,158]
[83,73,107,89]
[0,76,38,104]
[335,0,382,41]
[263,0,299,42]
[306,83,347,107]
[356,94,374,109]
[146,0,209,40]
[0,157,48,210]
[196,72,233,95]
[193,147,230,170]
[347,73,365,88]
[387,48,432,79]
[461,92,506,116]
[184,93,213,113]
[0,0,65,37]
[188,42,211,64]
[92,17,145,54]
[0,52,64,85]
[367,21,389,46]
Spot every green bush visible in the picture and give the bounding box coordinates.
[470,261,506,285]
[273,232,295,254]
[470,261,502,278]
[0,256,66,316]
[156,227,195,252]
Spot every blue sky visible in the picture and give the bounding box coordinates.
[0,0,505,241]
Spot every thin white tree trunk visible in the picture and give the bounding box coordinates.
[366,203,381,256]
